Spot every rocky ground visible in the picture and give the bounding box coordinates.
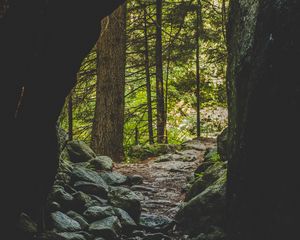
[115,139,216,239]
[19,130,227,240]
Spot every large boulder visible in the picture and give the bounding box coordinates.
[176,171,226,235]
[66,141,96,163]
[108,186,141,223]
[185,162,227,201]
[51,211,82,232]
[89,216,122,240]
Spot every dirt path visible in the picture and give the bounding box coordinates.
[115,139,216,239]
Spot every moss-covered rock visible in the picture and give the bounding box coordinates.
[204,148,221,162]
[186,162,227,201]
[66,141,96,163]
[87,156,113,172]
[176,170,226,235]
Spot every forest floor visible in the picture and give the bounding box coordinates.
[115,138,216,239]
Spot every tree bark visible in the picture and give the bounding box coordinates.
[226,1,300,239]
[195,0,201,140]
[155,0,165,143]
[91,4,127,162]
[143,3,154,145]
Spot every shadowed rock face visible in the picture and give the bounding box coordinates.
[226,0,300,239]
[0,0,124,237]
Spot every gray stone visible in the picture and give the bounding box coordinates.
[131,185,155,192]
[66,141,96,163]
[113,207,137,230]
[72,191,92,211]
[50,188,74,211]
[99,171,128,186]
[71,167,108,186]
[128,175,143,185]
[88,156,113,171]
[139,213,173,232]
[49,201,61,212]
[66,211,89,230]
[108,186,141,223]
[143,232,171,240]
[74,181,108,198]
[84,199,104,209]
[155,154,174,162]
[51,211,81,232]
[83,206,115,222]
[181,140,206,151]
[89,216,121,240]
[57,232,87,240]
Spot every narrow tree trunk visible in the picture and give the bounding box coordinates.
[155,0,165,143]
[91,4,126,162]
[68,93,73,141]
[143,3,154,145]
[221,0,227,40]
[195,0,201,140]
[135,126,139,145]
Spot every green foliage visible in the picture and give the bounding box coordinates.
[127,143,180,161]
[59,0,229,158]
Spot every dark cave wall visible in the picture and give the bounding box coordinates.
[0,0,125,237]
[226,0,300,239]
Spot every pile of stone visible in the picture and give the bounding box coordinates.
[19,140,172,240]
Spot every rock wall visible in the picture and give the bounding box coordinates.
[226,0,300,239]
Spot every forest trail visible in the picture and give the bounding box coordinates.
[115,139,216,239]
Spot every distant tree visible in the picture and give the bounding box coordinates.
[143,2,154,144]
[91,4,127,162]
[195,0,203,139]
[155,0,165,143]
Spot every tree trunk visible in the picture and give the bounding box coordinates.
[195,0,201,140]
[155,0,165,143]
[226,1,300,239]
[91,4,126,162]
[143,3,154,145]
